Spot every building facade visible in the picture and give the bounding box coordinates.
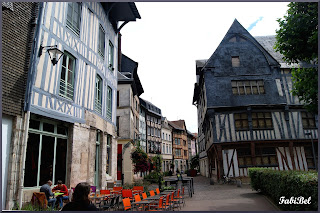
[187,131,197,168]
[193,19,318,181]
[161,117,173,172]
[169,120,189,173]
[140,98,162,157]
[2,2,140,209]
[116,54,144,184]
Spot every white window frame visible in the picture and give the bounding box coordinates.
[95,75,103,114]
[66,2,81,36]
[59,52,75,100]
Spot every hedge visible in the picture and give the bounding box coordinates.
[248,168,318,211]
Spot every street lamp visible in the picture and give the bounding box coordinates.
[305,132,317,171]
[38,45,64,65]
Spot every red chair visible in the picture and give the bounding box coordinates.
[100,189,111,195]
[112,187,122,195]
[122,189,134,201]
[133,186,144,195]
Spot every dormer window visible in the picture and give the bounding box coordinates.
[232,56,240,67]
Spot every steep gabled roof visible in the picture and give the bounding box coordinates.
[203,19,280,70]
[169,120,186,131]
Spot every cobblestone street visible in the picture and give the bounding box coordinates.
[180,175,279,211]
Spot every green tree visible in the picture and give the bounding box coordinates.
[275,2,318,114]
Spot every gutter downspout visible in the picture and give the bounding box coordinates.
[18,2,43,209]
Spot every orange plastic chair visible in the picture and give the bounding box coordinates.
[147,196,164,211]
[134,194,141,202]
[163,194,172,210]
[142,192,147,200]
[171,191,181,210]
[122,189,134,201]
[149,190,155,196]
[122,198,131,211]
[155,188,160,195]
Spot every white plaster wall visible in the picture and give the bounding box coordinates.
[2,116,13,210]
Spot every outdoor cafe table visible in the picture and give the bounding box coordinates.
[164,177,194,197]
[89,194,110,206]
[143,194,163,200]
[131,200,154,211]
[54,192,64,197]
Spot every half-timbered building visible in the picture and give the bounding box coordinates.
[193,19,318,181]
[8,2,140,208]
[169,120,189,173]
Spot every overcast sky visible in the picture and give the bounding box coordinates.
[120,2,289,133]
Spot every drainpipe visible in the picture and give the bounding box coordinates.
[18,2,44,209]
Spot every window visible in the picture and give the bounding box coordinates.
[174,138,178,144]
[169,135,171,141]
[107,86,112,120]
[116,116,120,136]
[98,24,105,58]
[301,112,316,129]
[231,80,265,95]
[184,150,187,156]
[147,127,150,136]
[59,52,75,100]
[163,144,165,154]
[178,139,181,145]
[166,145,168,154]
[169,144,171,154]
[232,56,240,67]
[117,91,119,107]
[304,145,318,169]
[66,2,81,36]
[255,147,278,167]
[175,149,181,156]
[162,132,164,139]
[106,135,112,174]
[234,113,249,130]
[252,112,273,129]
[95,75,102,114]
[24,119,68,187]
[108,41,114,71]
[237,148,252,168]
[183,140,186,146]
[95,131,101,187]
[166,134,168,140]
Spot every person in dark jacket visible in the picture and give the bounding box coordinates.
[61,182,98,211]
[40,180,56,208]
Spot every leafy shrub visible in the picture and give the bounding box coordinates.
[248,168,318,211]
[144,171,163,183]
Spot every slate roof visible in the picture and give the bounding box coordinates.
[119,54,144,96]
[139,98,162,116]
[254,36,298,68]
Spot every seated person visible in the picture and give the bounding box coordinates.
[53,180,69,208]
[40,180,56,208]
[62,182,98,211]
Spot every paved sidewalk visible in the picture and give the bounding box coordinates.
[180,175,278,211]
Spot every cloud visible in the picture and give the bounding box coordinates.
[247,17,264,31]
